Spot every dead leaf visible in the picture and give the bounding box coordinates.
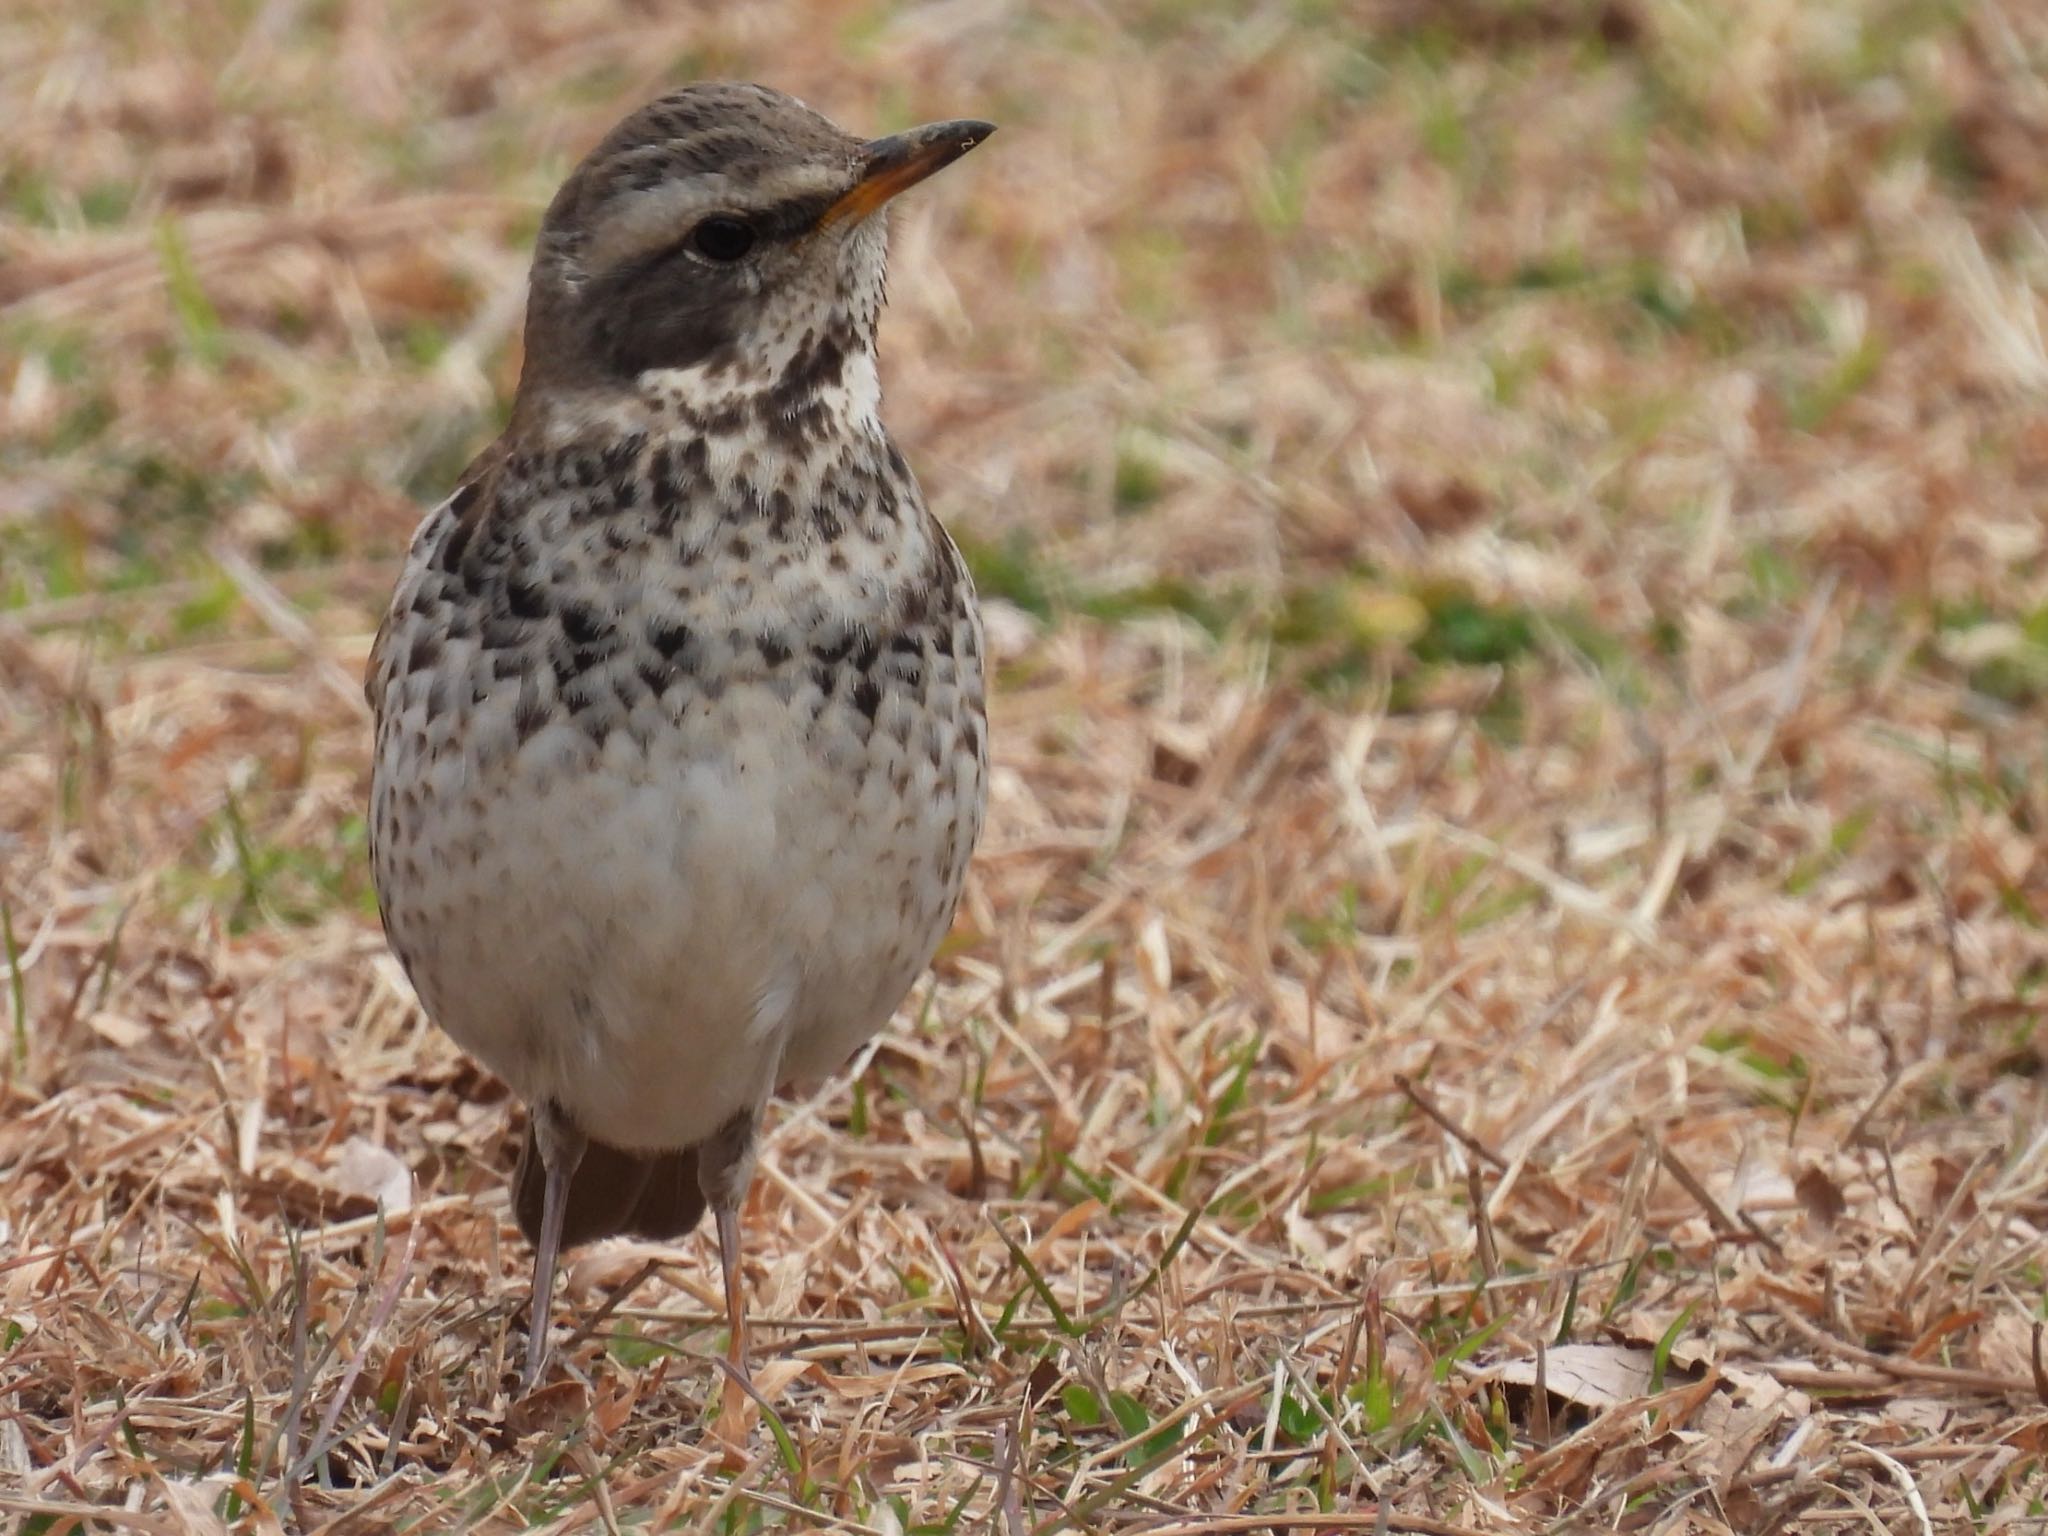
[330,1137,413,1213]
[508,1378,588,1435]
[820,1364,969,1398]
[1973,1310,2037,1380]
[86,1011,153,1048]
[1495,1343,1655,1410]
[1033,1197,1103,1258]
[155,1479,232,1536]
[1882,1396,1953,1435]
[754,1357,816,1403]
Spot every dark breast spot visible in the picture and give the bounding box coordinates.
[779,398,829,447]
[514,695,550,744]
[651,442,683,497]
[649,619,694,660]
[559,601,608,645]
[505,575,549,620]
[762,331,846,422]
[596,479,640,520]
[599,431,647,477]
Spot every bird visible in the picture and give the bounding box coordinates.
[363,82,992,1399]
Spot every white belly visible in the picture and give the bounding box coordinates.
[372,671,979,1152]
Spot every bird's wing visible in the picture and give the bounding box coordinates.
[365,444,505,715]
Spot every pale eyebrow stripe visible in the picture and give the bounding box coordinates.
[584,163,852,271]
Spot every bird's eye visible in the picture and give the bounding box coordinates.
[690,215,756,262]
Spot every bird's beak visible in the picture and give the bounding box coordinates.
[821,119,996,229]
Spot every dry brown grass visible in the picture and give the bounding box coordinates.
[6,0,2048,1530]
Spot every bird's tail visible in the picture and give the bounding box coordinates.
[512,1122,707,1247]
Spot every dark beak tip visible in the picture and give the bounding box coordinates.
[864,118,999,170]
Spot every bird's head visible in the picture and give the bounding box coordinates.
[519,83,992,401]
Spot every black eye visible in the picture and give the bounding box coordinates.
[690,215,756,262]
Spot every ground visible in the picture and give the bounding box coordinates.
[5,0,2048,1530]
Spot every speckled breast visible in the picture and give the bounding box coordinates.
[366,424,986,1147]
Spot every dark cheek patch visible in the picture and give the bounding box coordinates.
[583,254,753,378]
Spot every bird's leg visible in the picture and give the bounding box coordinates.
[697,1108,759,1434]
[523,1101,587,1392]
[716,1202,747,1388]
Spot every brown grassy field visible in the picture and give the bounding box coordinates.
[6,0,2048,1530]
